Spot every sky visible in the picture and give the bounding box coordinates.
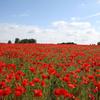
[0,0,100,44]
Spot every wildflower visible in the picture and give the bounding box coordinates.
[42,74,48,80]
[29,81,35,87]
[41,80,46,87]
[33,89,42,97]
[22,79,28,87]
[48,67,56,75]
[15,86,26,96]
[54,88,67,96]
[68,83,76,89]
[33,78,40,83]
[29,67,36,74]
[3,87,12,96]
[0,89,3,96]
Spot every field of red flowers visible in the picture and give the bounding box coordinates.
[0,43,100,100]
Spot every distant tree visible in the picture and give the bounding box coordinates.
[28,39,36,43]
[66,42,77,44]
[14,38,37,43]
[8,40,12,44]
[19,39,27,43]
[58,42,77,45]
[15,38,20,43]
[97,42,100,45]
[20,39,36,43]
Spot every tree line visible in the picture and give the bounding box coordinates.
[8,38,36,44]
[97,42,100,45]
[8,38,100,45]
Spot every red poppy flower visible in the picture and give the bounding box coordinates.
[33,78,40,83]
[68,83,76,89]
[42,74,48,80]
[41,80,46,87]
[15,90,22,96]
[48,68,56,75]
[22,79,28,87]
[54,88,67,96]
[29,67,36,74]
[63,76,70,83]
[3,87,12,96]
[0,89,3,96]
[29,81,35,87]
[15,86,26,96]
[0,81,6,88]
[33,89,42,97]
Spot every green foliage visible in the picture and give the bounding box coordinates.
[19,39,36,43]
[58,42,77,45]
[8,40,12,44]
[97,42,100,45]
[15,38,20,43]
[14,38,36,43]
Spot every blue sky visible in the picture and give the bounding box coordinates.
[0,0,100,26]
[0,0,100,44]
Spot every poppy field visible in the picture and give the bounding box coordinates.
[0,43,100,100]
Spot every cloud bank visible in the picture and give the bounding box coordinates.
[97,0,100,3]
[0,20,100,44]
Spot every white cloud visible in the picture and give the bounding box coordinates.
[97,0,100,3]
[0,21,100,44]
[84,12,100,19]
[11,12,30,18]
[77,12,100,20]
[70,17,80,21]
